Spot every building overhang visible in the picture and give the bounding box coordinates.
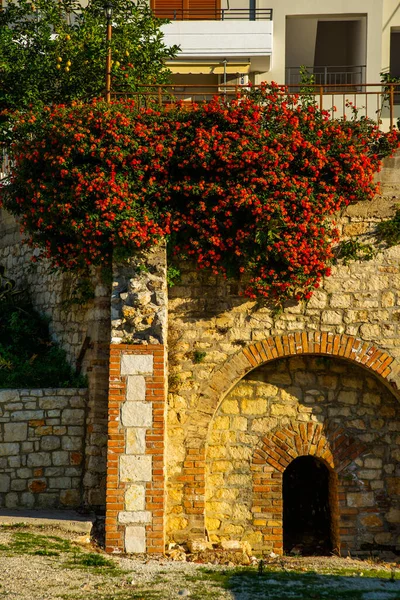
[165,61,251,75]
[161,20,273,59]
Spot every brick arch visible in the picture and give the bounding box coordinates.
[251,422,367,554]
[252,422,367,474]
[178,332,400,540]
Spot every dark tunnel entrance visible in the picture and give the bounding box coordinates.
[283,456,333,555]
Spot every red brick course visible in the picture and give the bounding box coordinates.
[105,344,166,554]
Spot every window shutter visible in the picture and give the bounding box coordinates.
[152,0,221,20]
[151,0,184,20]
[189,0,220,19]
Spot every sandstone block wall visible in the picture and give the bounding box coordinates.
[0,388,87,509]
[165,154,400,553]
[206,357,400,554]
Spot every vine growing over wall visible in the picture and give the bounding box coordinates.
[1,84,399,302]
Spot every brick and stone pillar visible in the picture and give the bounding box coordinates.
[105,246,167,554]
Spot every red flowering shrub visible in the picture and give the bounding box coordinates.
[1,84,399,301]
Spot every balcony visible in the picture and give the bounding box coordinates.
[154,8,273,21]
[160,8,273,60]
[286,65,366,90]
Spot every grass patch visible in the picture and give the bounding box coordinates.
[65,552,124,577]
[9,532,75,556]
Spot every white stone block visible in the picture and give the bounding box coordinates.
[125,526,146,553]
[118,511,151,524]
[0,390,19,403]
[120,455,152,482]
[125,485,145,511]
[121,354,153,376]
[121,402,152,428]
[126,428,146,455]
[126,376,146,401]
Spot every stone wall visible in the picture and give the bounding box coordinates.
[0,210,111,510]
[0,388,87,509]
[165,153,400,553]
[0,208,93,369]
[206,356,400,554]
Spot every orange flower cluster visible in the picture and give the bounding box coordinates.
[1,85,399,301]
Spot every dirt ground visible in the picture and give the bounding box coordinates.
[0,524,399,600]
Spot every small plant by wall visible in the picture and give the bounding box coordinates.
[377,207,400,247]
[334,239,376,264]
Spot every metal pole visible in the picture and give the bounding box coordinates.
[390,84,394,130]
[223,59,227,100]
[105,18,112,103]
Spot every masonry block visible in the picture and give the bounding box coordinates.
[121,354,153,376]
[125,485,146,511]
[126,428,147,455]
[126,376,146,401]
[125,525,146,553]
[121,402,152,428]
[120,455,152,482]
[118,511,152,524]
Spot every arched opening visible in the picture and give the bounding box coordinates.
[283,456,333,555]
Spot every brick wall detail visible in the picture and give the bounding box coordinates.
[175,333,399,545]
[251,422,366,554]
[106,345,165,554]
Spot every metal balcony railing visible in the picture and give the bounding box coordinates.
[286,65,366,90]
[153,8,273,21]
[111,82,400,129]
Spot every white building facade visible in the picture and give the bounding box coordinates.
[154,0,400,88]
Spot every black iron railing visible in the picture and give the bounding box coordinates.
[154,8,273,21]
[286,65,366,89]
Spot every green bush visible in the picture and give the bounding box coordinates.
[0,296,86,389]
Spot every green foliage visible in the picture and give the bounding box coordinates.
[166,265,181,287]
[0,264,20,302]
[193,350,206,364]
[0,0,178,143]
[334,239,376,265]
[0,293,86,388]
[376,207,400,247]
[61,275,95,308]
[298,65,317,105]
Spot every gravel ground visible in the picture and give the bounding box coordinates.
[0,525,399,600]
